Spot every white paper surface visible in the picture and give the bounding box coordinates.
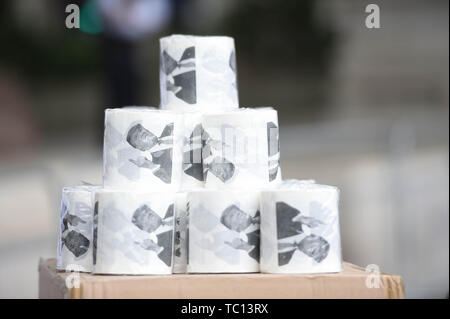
[260,180,342,274]
[94,190,175,275]
[172,192,189,273]
[57,185,100,272]
[180,112,205,190]
[103,107,184,191]
[202,108,281,190]
[160,35,238,111]
[188,190,260,273]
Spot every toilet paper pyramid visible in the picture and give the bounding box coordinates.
[56,34,343,277]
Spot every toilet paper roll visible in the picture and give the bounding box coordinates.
[93,190,175,275]
[202,108,281,190]
[103,107,184,191]
[181,112,205,190]
[260,180,342,274]
[160,35,238,111]
[57,185,100,273]
[188,190,260,273]
[172,192,189,273]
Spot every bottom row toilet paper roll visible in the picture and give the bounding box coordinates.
[260,180,342,274]
[57,185,99,273]
[188,190,260,273]
[94,190,175,275]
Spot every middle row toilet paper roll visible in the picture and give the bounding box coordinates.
[103,107,184,191]
[202,108,281,189]
[188,190,260,273]
[93,190,175,275]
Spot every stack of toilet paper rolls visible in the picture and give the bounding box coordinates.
[56,34,343,276]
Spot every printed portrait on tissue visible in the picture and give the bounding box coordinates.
[160,35,238,110]
[202,125,236,183]
[59,201,92,259]
[189,198,260,272]
[162,46,197,104]
[276,201,330,266]
[95,196,174,274]
[105,121,174,184]
[57,187,99,273]
[182,123,204,182]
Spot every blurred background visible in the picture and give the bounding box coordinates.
[0,0,448,298]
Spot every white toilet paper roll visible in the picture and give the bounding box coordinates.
[93,190,175,275]
[103,107,184,191]
[188,190,260,273]
[260,180,342,274]
[160,35,238,111]
[172,192,189,273]
[202,108,281,190]
[180,112,205,190]
[57,185,100,273]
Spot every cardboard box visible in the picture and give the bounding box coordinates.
[38,258,404,299]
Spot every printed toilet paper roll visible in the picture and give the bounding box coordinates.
[173,192,189,273]
[181,112,205,190]
[188,190,260,273]
[160,35,238,111]
[93,190,175,275]
[103,107,184,191]
[260,180,342,274]
[57,185,100,273]
[202,108,281,190]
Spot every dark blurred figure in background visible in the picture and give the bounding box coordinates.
[97,0,171,107]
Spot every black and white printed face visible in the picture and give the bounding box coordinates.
[276,201,330,266]
[107,119,175,184]
[220,205,253,232]
[126,124,159,151]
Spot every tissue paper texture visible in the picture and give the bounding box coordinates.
[173,192,189,273]
[188,190,260,273]
[181,112,205,189]
[103,107,184,191]
[260,181,342,274]
[57,186,99,272]
[160,35,238,111]
[94,190,175,275]
[202,108,281,190]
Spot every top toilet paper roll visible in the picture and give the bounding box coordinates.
[160,35,239,111]
[103,107,184,191]
[57,185,99,273]
[260,180,342,274]
[202,108,281,190]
